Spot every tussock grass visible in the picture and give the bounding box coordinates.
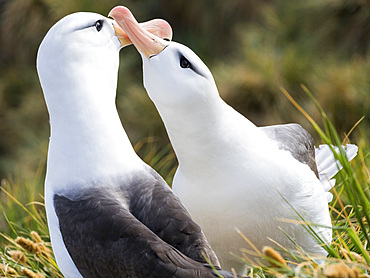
[0,186,62,277]
[0,91,368,277]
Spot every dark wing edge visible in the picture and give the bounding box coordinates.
[127,167,221,269]
[260,123,319,178]
[54,190,230,278]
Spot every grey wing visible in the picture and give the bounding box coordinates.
[127,168,221,269]
[54,189,230,278]
[260,123,319,178]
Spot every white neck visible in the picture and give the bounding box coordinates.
[44,77,142,192]
[154,94,262,173]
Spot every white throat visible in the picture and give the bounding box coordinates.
[153,95,263,174]
[43,71,142,193]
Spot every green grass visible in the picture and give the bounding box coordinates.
[0,91,369,277]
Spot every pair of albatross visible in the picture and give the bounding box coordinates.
[36,5,357,277]
[37,11,235,278]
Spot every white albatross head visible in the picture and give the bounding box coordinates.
[37,12,172,119]
[110,6,219,109]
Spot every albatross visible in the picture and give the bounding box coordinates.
[110,6,358,272]
[37,11,236,277]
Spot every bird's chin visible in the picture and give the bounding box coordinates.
[116,38,125,51]
[147,44,169,60]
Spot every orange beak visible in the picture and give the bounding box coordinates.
[109,6,170,57]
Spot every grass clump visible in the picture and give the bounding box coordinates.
[0,224,62,277]
[0,183,62,277]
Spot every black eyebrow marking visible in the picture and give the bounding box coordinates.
[73,19,105,32]
[177,51,206,78]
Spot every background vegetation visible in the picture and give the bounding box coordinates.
[0,0,369,274]
[0,0,369,277]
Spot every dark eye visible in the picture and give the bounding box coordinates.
[95,20,103,32]
[180,56,191,68]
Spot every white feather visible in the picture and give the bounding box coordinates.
[316,144,358,182]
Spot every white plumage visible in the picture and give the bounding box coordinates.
[112,7,358,273]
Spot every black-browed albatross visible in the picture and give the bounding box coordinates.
[37,11,236,278]
[111,6,358,273]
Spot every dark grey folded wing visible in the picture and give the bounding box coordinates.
[127,168,220,268]
[260,123,319,178]
[54,172,226,277]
